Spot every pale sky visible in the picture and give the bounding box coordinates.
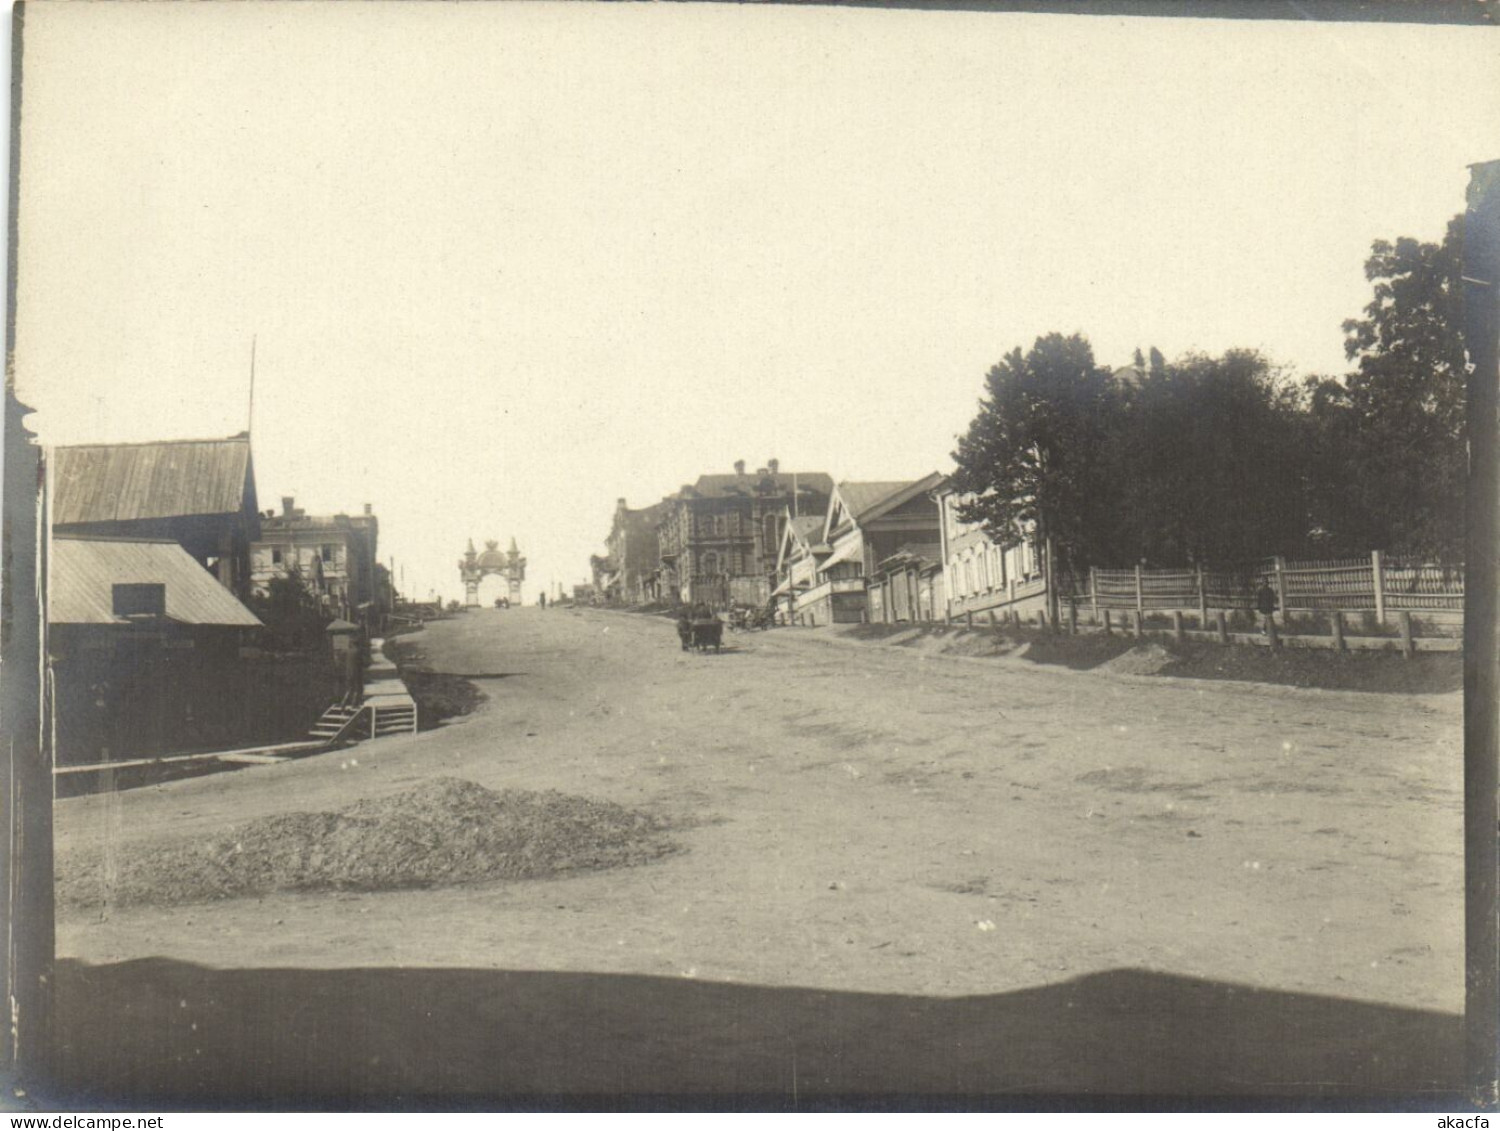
[12,3,1499,603]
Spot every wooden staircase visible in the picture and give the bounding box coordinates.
[306,636,421,746]
[370,701,418,737]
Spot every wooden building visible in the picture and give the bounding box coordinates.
[770,513,829,623]
[868,543,945,624]
[798,475,944,625]
[934,479,1049,621]
[51,434,261,600]
[49,534,263,765]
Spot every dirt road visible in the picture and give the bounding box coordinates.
[51,608,1465,1103]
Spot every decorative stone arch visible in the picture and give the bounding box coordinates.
[459,537,527,607]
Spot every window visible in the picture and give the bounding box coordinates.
[322,544,335,563]
[979,552,990,591]
[701,551,719,575]
[714,514,727,537]
[764,514,778,551]
[271,548,284,565]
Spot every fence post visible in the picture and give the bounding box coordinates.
[1069,602,1078,635]
[1172,610,1184,642]
[1090,568,1099,625]
[1274,555,1288,614]
[1399,611,1415,659]
[1037,609,1048,631]
[1265,614,1280,650]
[965,610,973,629]
[1133,609,1144,637]
[1134,563,1144,615]
[987,610,998,632]
[1331,609,1346,652]
[1216,610,1228,644]
[1196,564,1207,625]
[1372,549,1386,625]
[1103,609,1112,635]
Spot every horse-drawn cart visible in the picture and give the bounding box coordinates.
[677,607,724,653]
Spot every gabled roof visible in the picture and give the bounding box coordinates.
[689,471,834,499]
[823,474,945,543]
[52,436,256,526]
[775,513,829,573]
[836,481,913,522]
[50,536,262,627]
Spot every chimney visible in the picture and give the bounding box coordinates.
[618,497,628,509]
[768,458,779,475]
[281,495,295,517]
[364,503,373,516]
[733,460,746,476]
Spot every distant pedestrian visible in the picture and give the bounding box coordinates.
[1255,580,1278,634]
[539,593,547,609]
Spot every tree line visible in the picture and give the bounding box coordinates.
[949,215,1467,575]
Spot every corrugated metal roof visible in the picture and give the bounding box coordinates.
[51,537,262,626]
[51,437,254,525]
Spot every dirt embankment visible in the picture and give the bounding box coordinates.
[821,622,1462,694]
[383,635,488,727]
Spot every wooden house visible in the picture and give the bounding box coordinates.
[49,534,263,764]
[51,434,261,600]
[934,479,1049,621]
[799,475,944,625]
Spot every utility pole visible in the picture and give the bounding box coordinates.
[1462,157,1500,1108]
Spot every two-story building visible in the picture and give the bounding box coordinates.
[798,475,944,625]
[770,513,829,624]
[250,496,380,621]
[654,460,832,609]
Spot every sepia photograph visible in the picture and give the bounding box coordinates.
[2,0,1498,1113]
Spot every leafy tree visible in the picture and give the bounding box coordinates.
[1110,350,1310,565]
[1322,215,1467,560]
[246,569,328,651]
[950,333,1121,577]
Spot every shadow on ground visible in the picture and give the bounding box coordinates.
[45,960,1461,1109]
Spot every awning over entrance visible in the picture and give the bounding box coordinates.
[817,537,864,574]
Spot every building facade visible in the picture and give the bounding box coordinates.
[868,543,945,624]
[49,534,263,764]
[250,496,381,619]
[934,481,1048,621]
[654,460,832,609]
[599,498,669,606]
[796,475,944,626]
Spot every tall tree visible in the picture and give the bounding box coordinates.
[1324,215,1467,559]
[1110,350,1310,565]
[950,333,1121,576]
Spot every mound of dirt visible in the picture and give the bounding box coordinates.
[1096,643,1175,676]
[60,777,679,909]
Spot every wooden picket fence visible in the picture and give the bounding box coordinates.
[1085,552,1462,622]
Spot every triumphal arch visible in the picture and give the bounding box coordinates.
[459,537,526,606]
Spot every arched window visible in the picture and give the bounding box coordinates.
[701,551,719,576]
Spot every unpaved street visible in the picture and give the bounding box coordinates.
[52,608,1465,1101]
